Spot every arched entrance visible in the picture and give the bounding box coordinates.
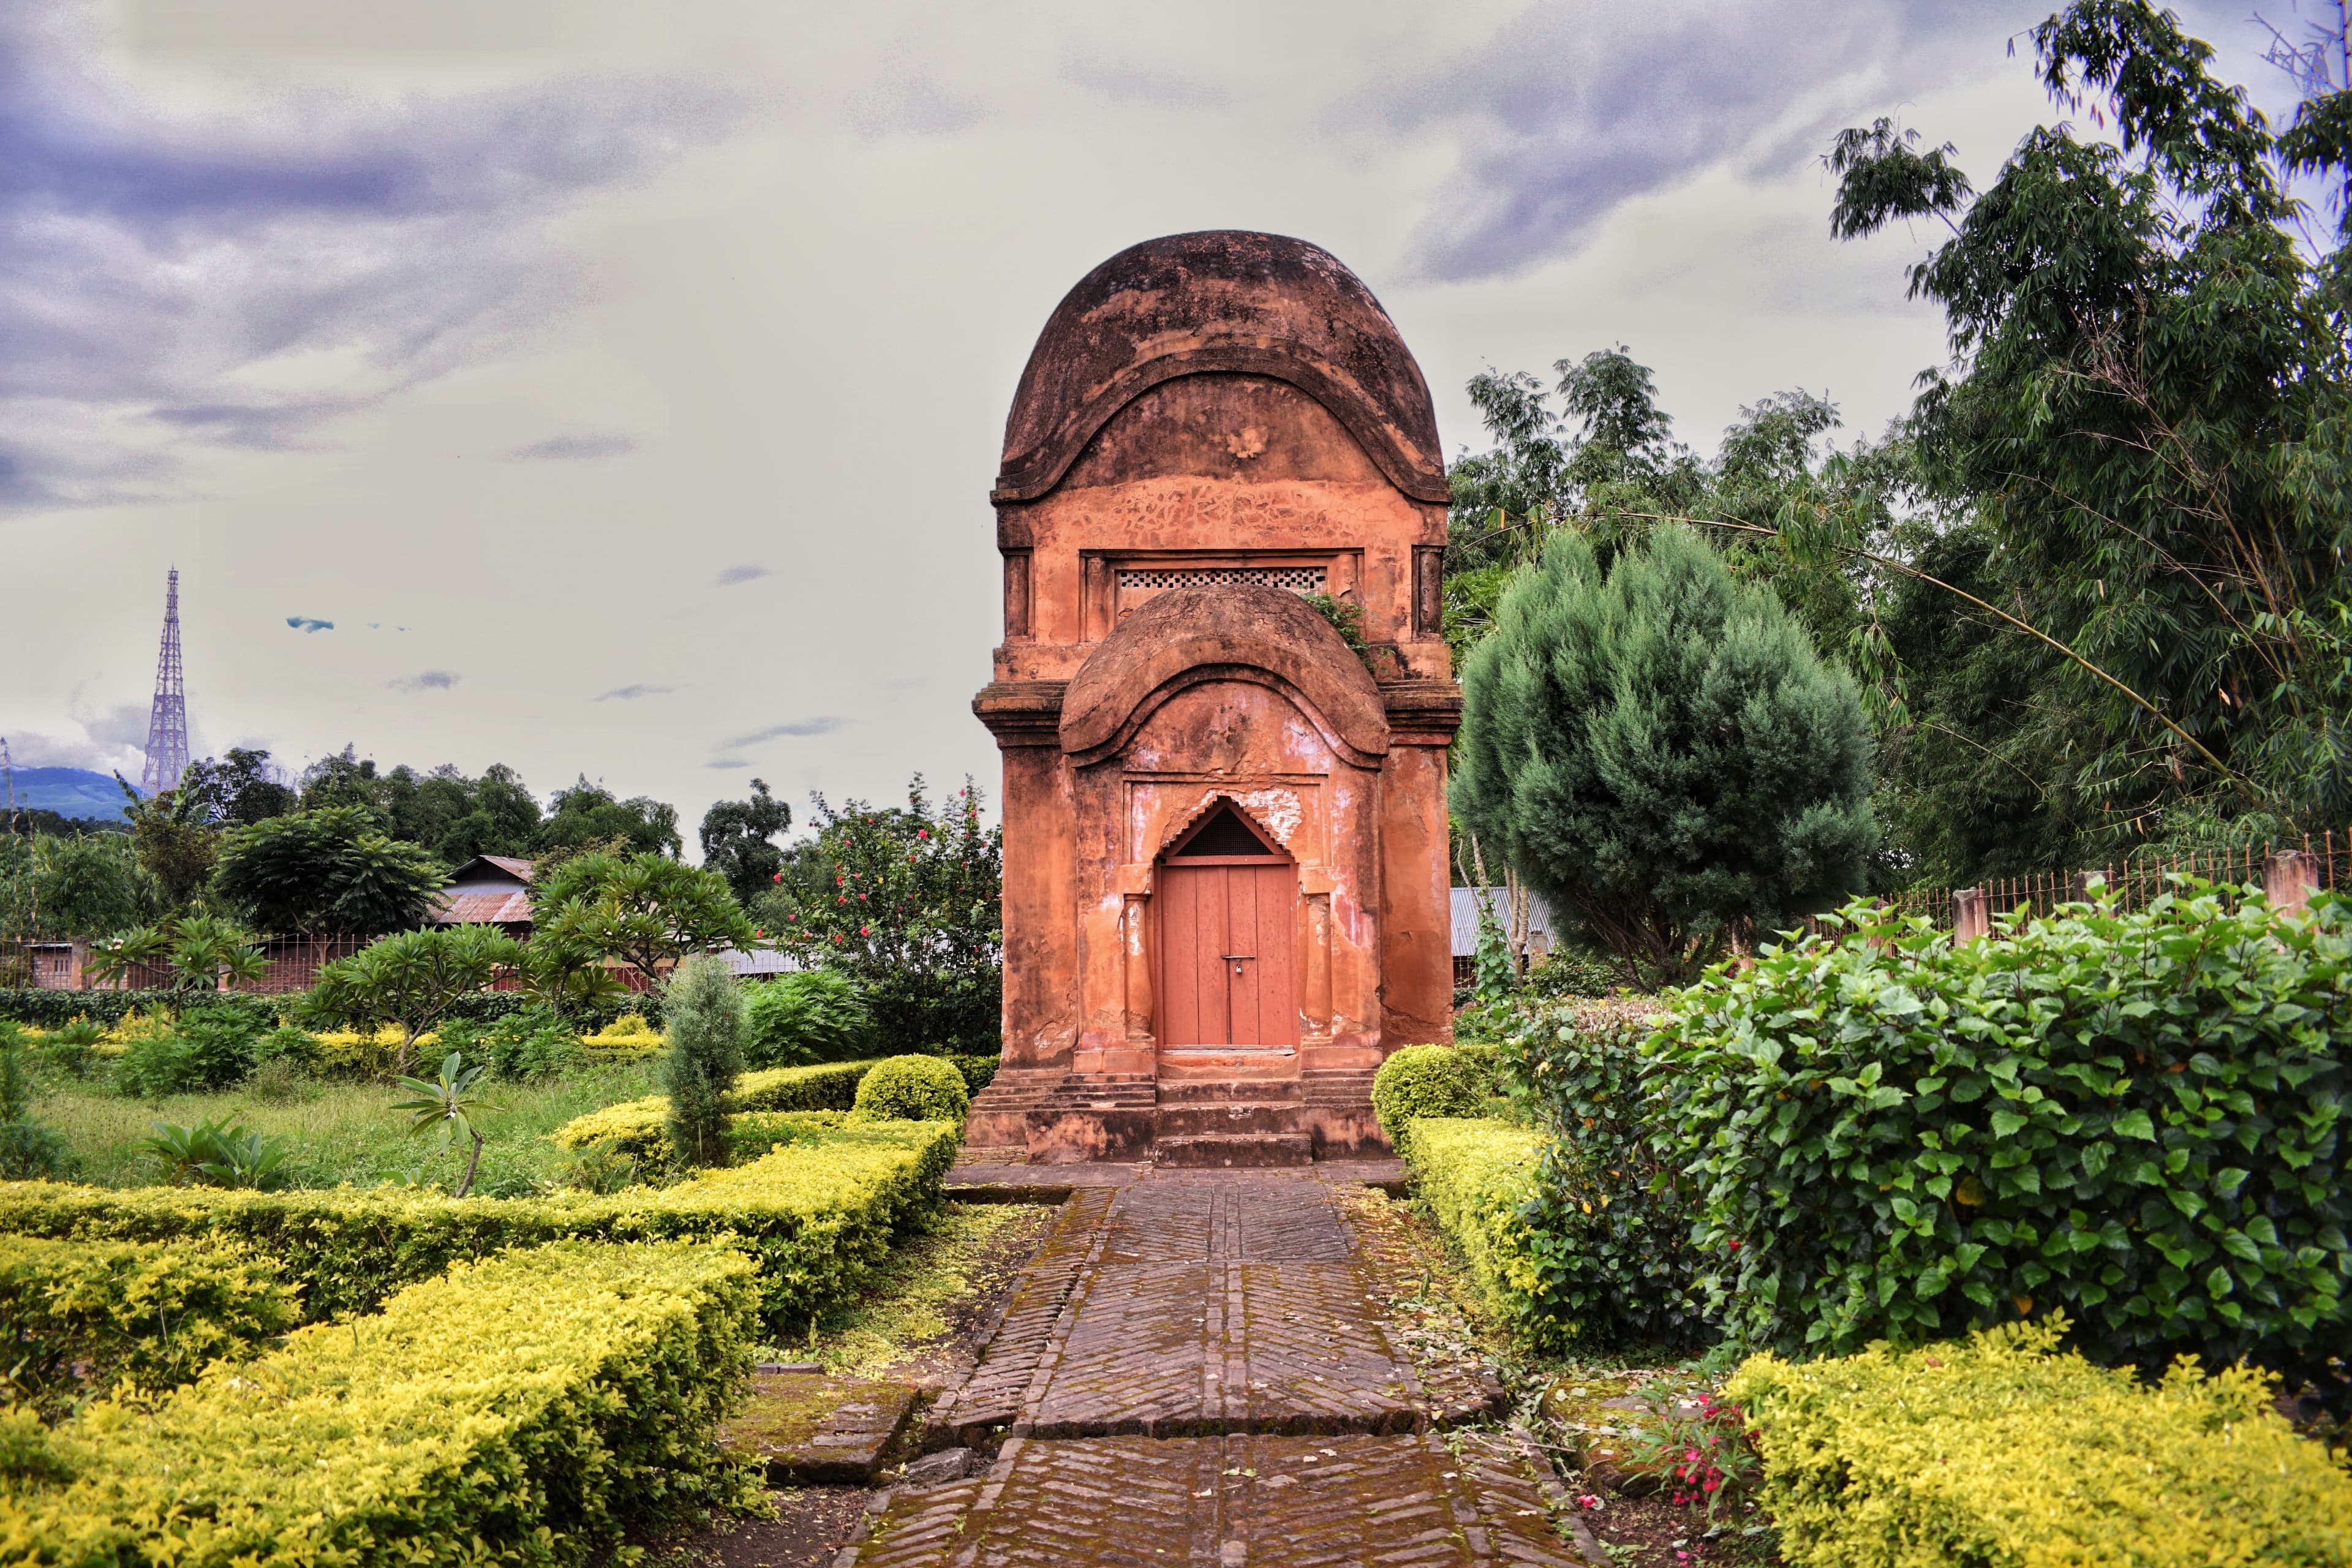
[1155,801,1298,1048]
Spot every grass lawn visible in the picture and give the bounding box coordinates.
[36,1061,663,1195]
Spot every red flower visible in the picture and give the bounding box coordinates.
[772,871,784,882]
[859,925,870,936]
[917,828,929,839]
[1727,1240,1742,1251]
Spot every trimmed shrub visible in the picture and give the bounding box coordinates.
[1726,1317,2352,1567]
[662,956,745,1169]
[0,1120,959,1332]
[1,1239,761,1567]
[552,1060,882,1160]
[1504,995,1713,1353]
[0,990,275,1035]
[1649,885,2352,1403]
[1404,1118,1550,1344]
[951,1052,1000,1096]
[1371,1044,1485,1158]
[742,971,872,1068]
[0,1235,300,1418]
[852,1054,971,1123]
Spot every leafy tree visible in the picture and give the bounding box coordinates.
[179,748,296,826]
[1822,0,2352,850]
[390,1052,498,1197]
[119,780,220,912]
[295,747,545,864]
[699,778,792,906]
[212,808,446,935]
[303,924,522,1077]
[1452,527,1875,987]
[530,852,753,989]
[774,777,1001,1052]
[537,777,682,860]
[660,954,744,1169]
[25,833,154,938]
[87,914,268,993]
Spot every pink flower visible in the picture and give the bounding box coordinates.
[918,829,929,839]
[860,925,870,936]
[772,872,784,883]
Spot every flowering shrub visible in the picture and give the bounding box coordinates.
[774,777,1001,1053]
[1616,1385,1761,1525]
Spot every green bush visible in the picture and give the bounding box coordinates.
[662,955,744,1168]
[1649,884,2352,1404]
[113,1011,262,1098]
[1,1239,761,1567]
[1404,1118,1550,1344]
[1502,995,1713,1352]
[851,1054,971,1123]
[0,1120,959,1333]
[0,1235,300,1418]
[742,970,872,1068]
[951,1052,1000,1096]
[0,990,276,1035]
[552,1060,883,1160]
[1371,1044,1485,1158]
[1726,1317,2352,1567]
[439,1005,585,1082]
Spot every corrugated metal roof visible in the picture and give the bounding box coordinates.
[1450,887,1554,956]
[478,854,535,879]
[430,889,535,926]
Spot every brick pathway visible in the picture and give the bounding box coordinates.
[842,1172,1581,1567]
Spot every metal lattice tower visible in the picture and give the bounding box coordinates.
[140,568,190,797]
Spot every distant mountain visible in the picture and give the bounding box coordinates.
[4,767,138,821]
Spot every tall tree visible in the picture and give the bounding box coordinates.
[1452,527,1875,987]
[179,748,296,826]
[1823,0,2352,848]
[212,808,447,935]
[699,778,792,906]
[660,953,744,1169]
[537,777,682,860]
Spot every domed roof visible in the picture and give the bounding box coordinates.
[996,231,1449,505]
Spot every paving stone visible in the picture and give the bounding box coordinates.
[723,1373,917,1485]
[864,1170,1567,1566]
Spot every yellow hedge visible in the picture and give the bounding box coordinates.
[0,1239,761,1568]
[0,1117,958,1333]
[552,1060,883,1158]
[0,1235,301,1418]
[1726,1317,2352,1568]
[1404,1117,1548,1341]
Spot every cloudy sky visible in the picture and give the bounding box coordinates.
[0,0,2316,852]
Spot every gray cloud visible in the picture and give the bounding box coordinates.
[0,2,726,510]
[596,683,677,701]
[285,615,333,632]
[390,669,460,692]
[507,433,636,461]
[1060,48,1226,107]
[713,563,772,587]
[1379,1,2035,282]
[706,757,750,769]
[721,718,843,748]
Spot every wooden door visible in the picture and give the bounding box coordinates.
[1156,807,1298,1047]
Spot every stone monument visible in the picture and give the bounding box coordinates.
[963,230,1460,1164]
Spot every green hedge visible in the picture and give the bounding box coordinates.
[0,1120,959,1333]
[0,1239,761,1568]
[0,989,653,1034]
[553,1060,886,1158]
[1371,1045,1486,1158]
[0,1235,301,1418]
[1405,1117,1553,1345]
[1726,1318,2352,1567]
[853,1054,971,1121]
[1649,884,2352,1400]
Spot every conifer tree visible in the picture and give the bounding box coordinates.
[660,953,744,1167]
[1452,526,1874,988]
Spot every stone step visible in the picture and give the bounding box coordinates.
[1156,1047,1299,1082]
[1152,1131,1313,1168]
[1153,1101,1303,1137]
[1155,1077,1304,1105]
